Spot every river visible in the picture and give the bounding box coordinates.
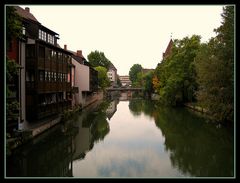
[6,98,234,178]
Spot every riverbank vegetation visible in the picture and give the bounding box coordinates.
[129,6,234,123]
[155,6,234,123]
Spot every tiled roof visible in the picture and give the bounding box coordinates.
[14,6,39,23]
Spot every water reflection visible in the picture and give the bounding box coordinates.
[7,99,234,177]
[71,100,112,161]
[7,100,112,177]
[128,99,234,177]
[7,124,78,177]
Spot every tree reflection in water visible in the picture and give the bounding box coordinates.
[6,100,112,177]
[128,99,234,177]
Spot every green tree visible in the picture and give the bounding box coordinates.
[155,35,201,106]
[129,64,142,84]
[94,66,110,90]
[143,71,154,97]
[194,6,234,123]
[87,50,111,69]
[6,6,22,133]
[6,6,22,48]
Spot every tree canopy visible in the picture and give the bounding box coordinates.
[87,50,111,69]
[154,35,201,106]
[6,6,22,48]
[194,6,234,122]
[129,64,142,85]
[94,66,110,90]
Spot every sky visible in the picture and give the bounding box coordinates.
[19,5,224,76]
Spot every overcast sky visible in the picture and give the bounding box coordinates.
[19,5,224,75]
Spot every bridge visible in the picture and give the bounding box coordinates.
[106,87,143,92]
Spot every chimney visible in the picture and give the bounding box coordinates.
[77,50,82,57]
[25,7,30,13]
[64,44,67,50]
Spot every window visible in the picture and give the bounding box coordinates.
[48,34,54,44]
[68,72,71,83]
[48,71,51,82]
[54,72,57,82]
[63,92,66,100]
[38,29,46,41]
[43,32,46,41]
[45,71,48,81]
[22,26,26,35]
[39,30,42,39]
[39,70,44,81]
[52,51,56,61]
[51,72,54,82]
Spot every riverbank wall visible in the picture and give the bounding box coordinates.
[7,91,104,154]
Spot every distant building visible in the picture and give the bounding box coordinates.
[69,49,98,108]
[107,63,117,86]
[119,75,131,86]
[7,6,73,132]
[162,39,173,60]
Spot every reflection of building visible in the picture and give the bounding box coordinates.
[107,63,117,86]
[7,125,78,177]
[119,92,129,101]
[119,75,131,86]
[72,113,92,160]
[106,100,118,120]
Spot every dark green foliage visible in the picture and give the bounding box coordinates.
[6,6,23,48]
[194,6,234,123]
[143,71,154,96]
[129,64,142,84]
[155,35,201,106]
[94,66,110,90]
[87,50,111,69]
[6,6,22,131]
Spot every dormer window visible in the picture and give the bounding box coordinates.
[48,34,54,44]
[39,29,46,41]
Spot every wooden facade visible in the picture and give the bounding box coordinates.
[11,6,73,123]
[25,41,73,121]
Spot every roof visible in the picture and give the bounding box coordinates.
[14,6,58,35]
[163,39,173,59]
[109,62,117,71]
[70,51,90,67]
[14,6,39,23]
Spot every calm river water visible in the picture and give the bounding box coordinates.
[6,98,234,178]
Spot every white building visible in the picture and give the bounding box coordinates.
[70,49,98,108]
[107,63,117,86]
[119,75,132,86]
